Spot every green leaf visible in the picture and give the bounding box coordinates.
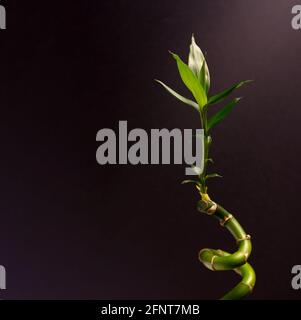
[170,51,207,109]
[188,34,210,92]
[205,173,223,180]
[199,60,206,89]
[208,80,252,105]
[155,80,199,111]
[199,59,210,94]
[208,98,242,130]
[181,179,200,185]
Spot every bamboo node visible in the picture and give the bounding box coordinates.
[197,199,217,215]
[206,202,217,215]
[236,234,251,243]
[242,282,253,292]
[220,214,233,226]
[211,255,217,271]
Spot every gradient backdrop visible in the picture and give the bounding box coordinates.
[0,0,301,299]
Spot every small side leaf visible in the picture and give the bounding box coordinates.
[205,173,222,180]
[170,52,207,109]
[155,80,199,110]
[208,80,252,105]
[208,98,242,130]
[181,179,200,185]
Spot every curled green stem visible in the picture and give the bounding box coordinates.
[197,198,256,300]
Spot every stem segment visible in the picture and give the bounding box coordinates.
[197,198,256,300]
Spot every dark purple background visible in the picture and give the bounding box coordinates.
[0,0,300,299]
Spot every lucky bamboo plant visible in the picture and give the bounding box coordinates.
[156,35,256,300]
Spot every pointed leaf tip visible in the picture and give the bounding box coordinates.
[208,80,252,105]
[188,35,210,93]
[181,179,199,185]
[169,51,177,59]
[155,79,199,110]
[205,173,223,181]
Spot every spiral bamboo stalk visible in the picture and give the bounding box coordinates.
[156,34,256,299]
[197,197,256,299]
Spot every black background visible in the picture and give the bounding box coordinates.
[0,0,300,300]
